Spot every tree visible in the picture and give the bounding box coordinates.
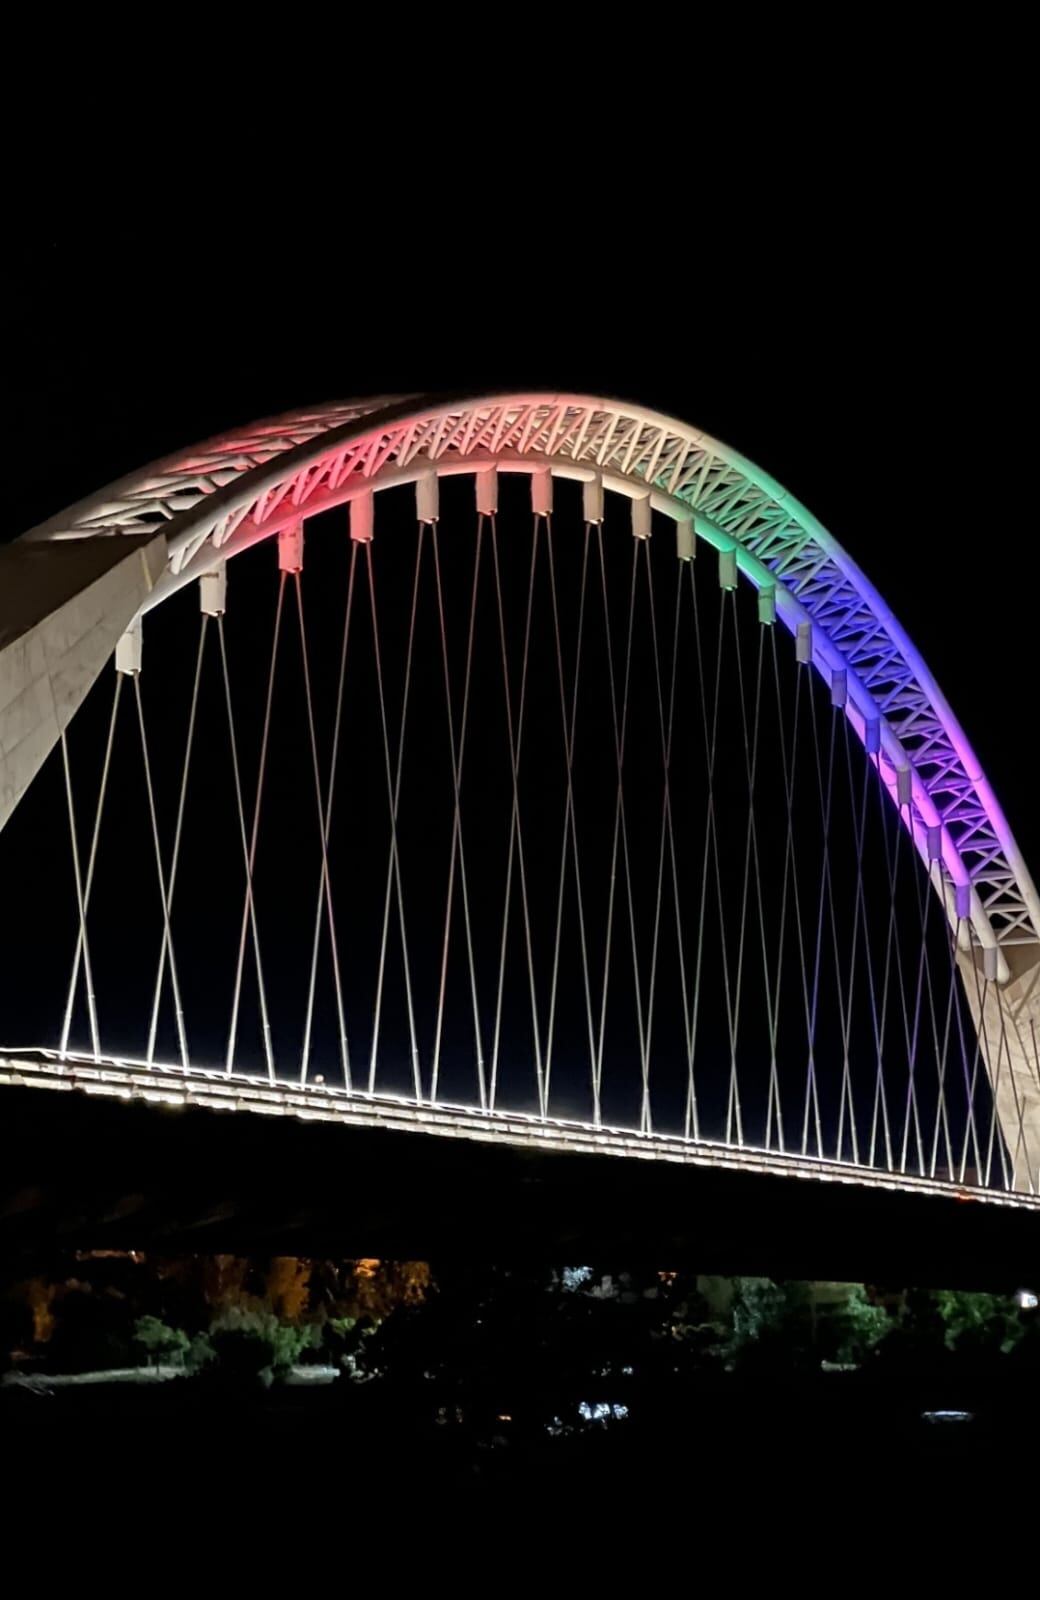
[723,1280,890,1371]
[265,1257,312,1323]
[934,1290,1024,1359]
[725,1279,798,1368]
[0,1294,34,1373]
[207,1308,310,1386]
[24,1278,58,1345]
[188,1331,216,1371]
[200,1255,252,1314]
[819,1287,890,1365]
[132,1315,191,1369]
[323,1315,365,1372]
[45,1289,135,1374]
[344,1260,433,1320]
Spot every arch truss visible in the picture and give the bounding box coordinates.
[23,394,1039,964]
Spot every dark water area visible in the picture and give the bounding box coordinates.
[2,1376,1030,1587]
[2,1370,1033,1562]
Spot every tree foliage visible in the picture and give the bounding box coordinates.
[132,1315,191,1368]
[724,1279,891,1370]
[934,1290,1024,1356]
[44,1289,134,1373]
[206,1307,313,1384]
[265,1258,312,1323]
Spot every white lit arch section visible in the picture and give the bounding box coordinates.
[21,392,1040,978]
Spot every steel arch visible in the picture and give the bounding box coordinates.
[17,393,1040,975]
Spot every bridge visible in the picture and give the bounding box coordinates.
[1,392,1038,1236]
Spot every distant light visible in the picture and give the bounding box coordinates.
[579,1401,629,1423]
[562,1266,594,1291]
[1015,1288,1038,1310]
[922,1410,973,1425]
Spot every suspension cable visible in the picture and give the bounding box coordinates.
[299,543,357,1091]
[642,542,688,1139]
[928,918,961,1181]
[146,614,206,1066]
[430,518,486,1109]
[802,677,836,1158]
[832,718,874,1166]
[59,670,123,1061]
[489,514,545,1117]
[837,717,885,1168]
[867,752,911,1172]
[948,919,983,1184]
[686,573,728,1143]
[295,570,351,1091]
[704,594,742,1149]
[816,701,858,1163]
[593,533,643,1131]
[133,674,190,1070]
[221,591,280,1082]
[767,630,808,1156]
[543,519,597,1120]
[367,533,423,1102]
[897,788,961,1179]
[729,596,776,1153]
[60,730,103,1061]
[896,800,930,1176]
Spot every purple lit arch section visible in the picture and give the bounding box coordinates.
[21,393,1040,977]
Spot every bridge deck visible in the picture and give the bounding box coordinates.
[2,1049,1035,1211]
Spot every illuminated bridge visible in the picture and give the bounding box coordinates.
[1,393,1038,1245]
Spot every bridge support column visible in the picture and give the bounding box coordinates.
[0,532,167,832]
[957,942,1040,1194]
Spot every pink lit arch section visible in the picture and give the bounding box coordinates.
[20,392,1040,975]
